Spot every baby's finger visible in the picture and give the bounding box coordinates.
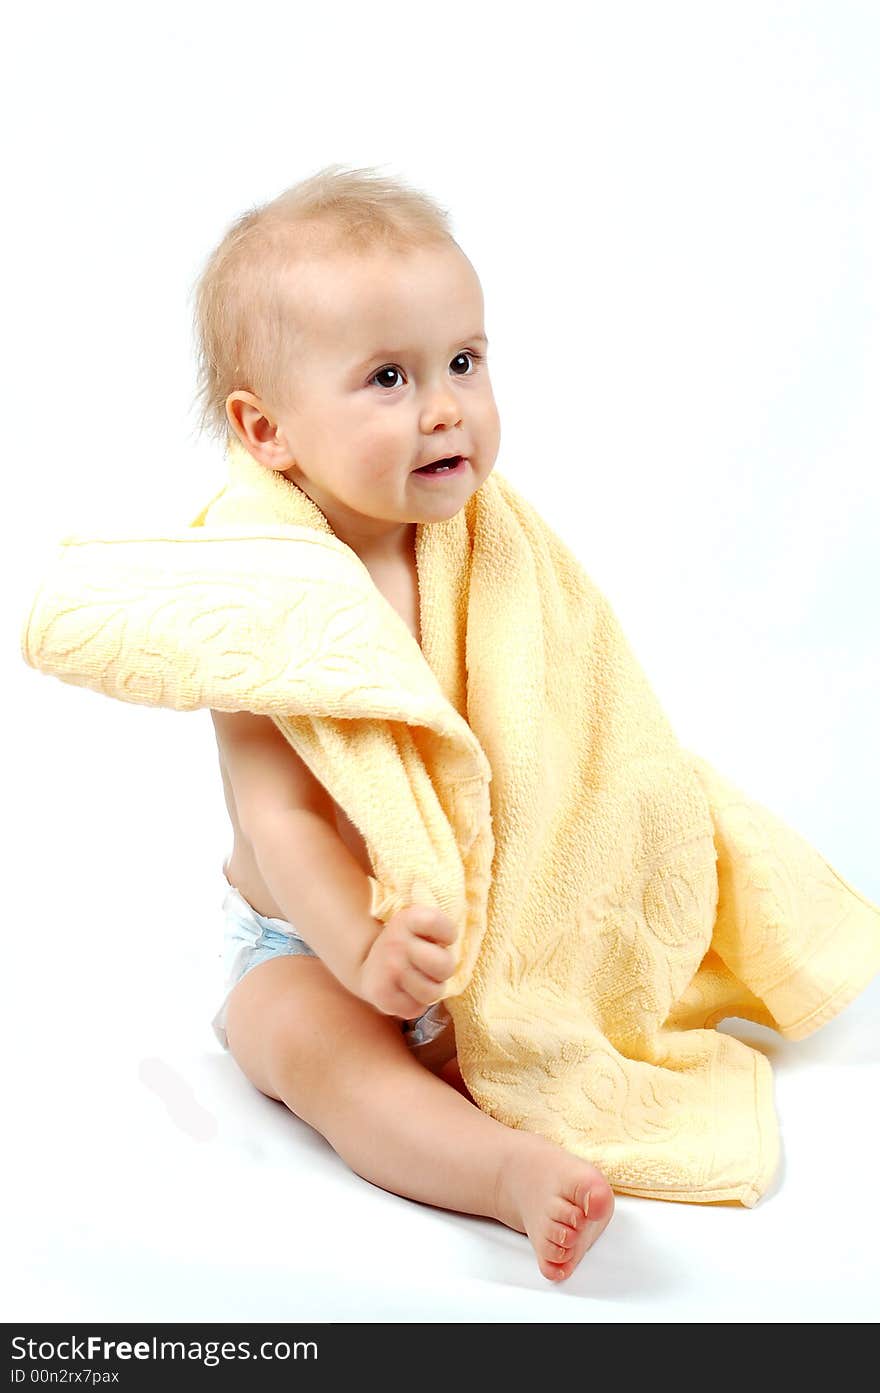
[398,961,448,1008]
[394,991,433,1022]
[409,937,456,983]
[405,903,458,947]
[408,882,456,925]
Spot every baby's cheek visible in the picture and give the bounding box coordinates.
[357,429,406,476]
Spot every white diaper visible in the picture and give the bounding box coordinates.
[211,866,457,1073]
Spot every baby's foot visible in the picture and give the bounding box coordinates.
[494,1133,614,1282]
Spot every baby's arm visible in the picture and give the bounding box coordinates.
[211,709,382,998]
[211,711,457,1017]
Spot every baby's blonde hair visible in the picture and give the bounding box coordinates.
[190,163,456,443]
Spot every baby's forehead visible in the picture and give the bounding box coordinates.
[281,243,479,354]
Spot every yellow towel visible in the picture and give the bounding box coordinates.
[21,437,880,1206]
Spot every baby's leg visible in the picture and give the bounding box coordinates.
[225,956,614,1282]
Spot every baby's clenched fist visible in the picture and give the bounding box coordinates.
[357,894,458,1020]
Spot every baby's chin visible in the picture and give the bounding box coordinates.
[407,457,492,510]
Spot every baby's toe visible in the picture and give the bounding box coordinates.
[549,1196,586,1232]
[539,1251,574,1282]
[570,1171,615,1224]
[543,1220,578,1257]
[572,1177,615,1259]
[535,1219,579,1283]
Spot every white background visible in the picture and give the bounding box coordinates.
[4,0,879,1325]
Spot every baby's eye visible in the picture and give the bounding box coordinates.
[371,365,406,390]
[369,350,483,391]
[449,350,481,375]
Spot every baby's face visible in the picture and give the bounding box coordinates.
[238,241,501,548]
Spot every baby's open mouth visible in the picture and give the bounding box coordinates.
[414,455,465,475]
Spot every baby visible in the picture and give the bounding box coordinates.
[195,165,615,1282]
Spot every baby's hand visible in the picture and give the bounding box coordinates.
[357,888,458,1020]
